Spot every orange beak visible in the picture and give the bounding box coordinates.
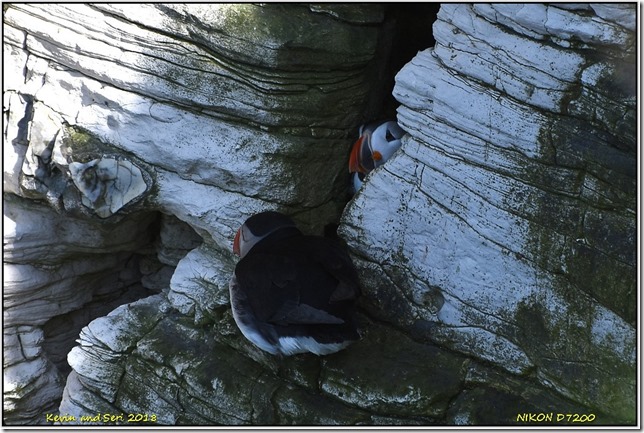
[233,228,241,256]
[349,136,366,173]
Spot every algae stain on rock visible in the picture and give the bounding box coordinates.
[512,112,637,422]
[530,120,636,323]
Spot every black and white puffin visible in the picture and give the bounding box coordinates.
[349,120,405,192]
[229,211,361,356]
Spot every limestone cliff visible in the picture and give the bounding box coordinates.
[3,3,636,426]
[341,3,636,423]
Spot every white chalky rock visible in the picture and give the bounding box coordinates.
[69,158,147,218]
[2,2,636,426]
[341,2,635,422]
[3,3,387,425]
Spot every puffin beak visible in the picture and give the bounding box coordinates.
[233,228,241,256]
[349,136,365,173]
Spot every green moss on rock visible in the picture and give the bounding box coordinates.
[320,321,467,419]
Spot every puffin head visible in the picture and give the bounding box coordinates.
[233,211,298,258]
[348,120,404,175]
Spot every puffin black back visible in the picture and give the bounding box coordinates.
[247,226,303,255]
[229,211,361,356]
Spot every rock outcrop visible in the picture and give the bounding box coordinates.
[3,3,636,426]
[3,3,391,425]
[342,2,636,424]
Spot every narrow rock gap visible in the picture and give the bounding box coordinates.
[332,4,441,233]
[366,4,440,122]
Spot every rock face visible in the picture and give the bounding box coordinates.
[3,3,636,426]
[342,2,636,424]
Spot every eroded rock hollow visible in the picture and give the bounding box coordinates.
[3,3,636,426]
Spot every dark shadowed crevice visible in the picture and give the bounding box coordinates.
[41,211,203,381]
[378,3,440,120]
[334,3,440,225]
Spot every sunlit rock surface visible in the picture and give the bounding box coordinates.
[341,2,636,424]
[68,158,148,218]
[3,2,388,425]
[3,2,636,426]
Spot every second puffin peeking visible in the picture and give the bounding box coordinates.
[229,211,361,356]
[349,120,405,193]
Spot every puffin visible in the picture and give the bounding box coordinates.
[349,120,405,192]
[229,211,361,356]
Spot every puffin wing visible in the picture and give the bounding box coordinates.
[234,252,347,325]
[270,300,345,325]
[234,253,297,322]
[299,236,361,302]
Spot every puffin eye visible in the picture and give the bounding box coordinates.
[386,129,395,142]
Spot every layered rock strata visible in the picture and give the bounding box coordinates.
[3,3,636,426]
[341,2,636,423]
[4,3,390,425]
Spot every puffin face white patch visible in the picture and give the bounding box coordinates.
[238,224,268,258]
[370,122,403,166]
